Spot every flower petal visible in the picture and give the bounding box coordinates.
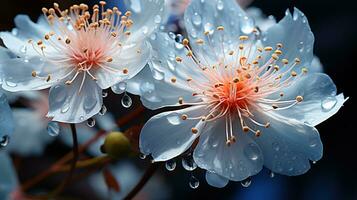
[271,73,346,126]
[0,92,14,139]
[205,171,229,188]
[47,74,102,123]
[95,41,151,89]
[0,57,71,92]
[124,0,166,42]
[123,32,202,109]
[262,8,314,73]
[140,105,206,161]
[252,111,323,176]
[0,152,18,199]
[193,118,264,181]
[184,0,253,61]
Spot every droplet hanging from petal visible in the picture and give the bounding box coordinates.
[47,121,60,137]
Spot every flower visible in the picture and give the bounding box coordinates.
[0,91,14,148]
[0,0,165,123]
[128,0,347,186]
[0,153,18,200]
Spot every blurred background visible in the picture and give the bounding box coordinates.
[1,0,356,199]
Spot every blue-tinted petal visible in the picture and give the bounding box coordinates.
[0,92,14,139]
[271,73,346,126]
[193,118,264,181]
[185,0,252,61]
[124,0,166,42]
[140,105,206,161]
[205,171,229,188]
[47,75,102,123]
[262,8,314,73]
[252,111,323,176]
[0,153,18,200]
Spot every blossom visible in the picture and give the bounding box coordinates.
[0,0,165,123]
[128,0,347,186]
[0,91,14,148]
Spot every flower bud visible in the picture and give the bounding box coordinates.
[102,132,131,158]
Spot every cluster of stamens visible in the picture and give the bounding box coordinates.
[28,1,137,91]
[173,26,307,146]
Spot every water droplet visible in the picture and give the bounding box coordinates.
[241,177,252,187]
[175,34,184,43]
[182,154,197,171]
[241,16,255,34]
[298,41,304,52]
[11,28,18,36]
[216,0,224,10]
[166,113,181,125]
[47,121,60,137]
[269,171,275,178]
[19,45,27,55]
[112,82,127,94]
[244,143,260,161]
[192,12,202,26]
[154,15,162,24]
[139,153,147,159]
[321,96,337,112]
[189,175,200,189]
[61,99,70,113]
[99,104,107,115]
[52,85,67,103]
[102,91,108,98]
[5,78,17,87]
[168,32,176,39]
[165,160,177,171]
[153,69,164,80]
[0,135,10,148]
[87,118,96,127]
[83,96,97,112]
[204,23,214,35]
[150,33,157,40]
[142,26,149,35]
[312,160,317,164]
[121,93,132,108]
[272,142,280,151]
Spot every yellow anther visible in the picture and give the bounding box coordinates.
[273,65,280,71]
[296,96,303,102]
[178,97,183,104]
[196,39,204,45]
[239,35,249,41]
[46,75,51,82]
[65,38,71,44]
[272,54,279,60]
[255,130,261,137]
[239,44,244,50]
[37,40,43,46]
[106,57,113,62]
[186,51,193,57]
[191,127,198,134]
[272,104,278,109]
[291,71,297,77]
[171,77,177,83]
[294,58,301,63]
[175,56,183,62]
[264,46,273,51]
[233,77,240,83]
[302,67,308,74]
[243,126,249,132]
[228,50,234,55]
[182,38,189,46]
[181,114,188,120]
[217,26,224,31]
[254,86,259,93]
[31,71,37,77]
[122,68,128,74]
[265,122,271,128]
[111,32,117,37]
[274,50,282,55]
[282,59,289,64]
[44,34,50,40]
[277,43,283,48]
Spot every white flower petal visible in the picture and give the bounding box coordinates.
[0,57,70,92]
[124,32,202,109]
[262,8,314,73]
[205,171,229,188]
[95,41,151,89]
[0,92,14,138]
[47,74,102,123]
[124,0,166,42]
[193,118,264,181]
[253,111,323,176]
[271,73,347,126]
[140,105,206,162]
[0,153,18,199]
[185,0,253,61]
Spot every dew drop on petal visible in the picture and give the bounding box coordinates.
[244,143,260,161]
[269,171,275,178]
[153,69,165,80]
[52,85,66,103]
[139,153,147,160]
[154,15,162,24]
[142,26,149,35]
[99,104,107,115]
[47,121,60,137]
[19,45,27,55]
[189,175,200,189]
[0,135,10,148]
[204,23,214,35]
[165,160,177,171]
[102,91,108,98]
[182,154,198,171]
[241,16,255,34]
[321,96,337,112]
[112,82,127,94]
[312,160,317,164]
[61,99,71,113]
[121,93,132,108]
[216,0,224,10]
[5,78,17,88]
[241,177,252,187]
[83,95,97,112]
[166,113,181,125]
[87,118,96,127]
[192,12,202,26]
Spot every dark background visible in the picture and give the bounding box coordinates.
[1,0,356,199]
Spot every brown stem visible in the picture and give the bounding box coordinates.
[124,162,160,200]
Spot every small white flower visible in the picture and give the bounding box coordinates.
[0,0,165,123]
[127,0,347,187]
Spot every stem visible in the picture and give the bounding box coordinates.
[124,162,160,200]
[49,123,79,198]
